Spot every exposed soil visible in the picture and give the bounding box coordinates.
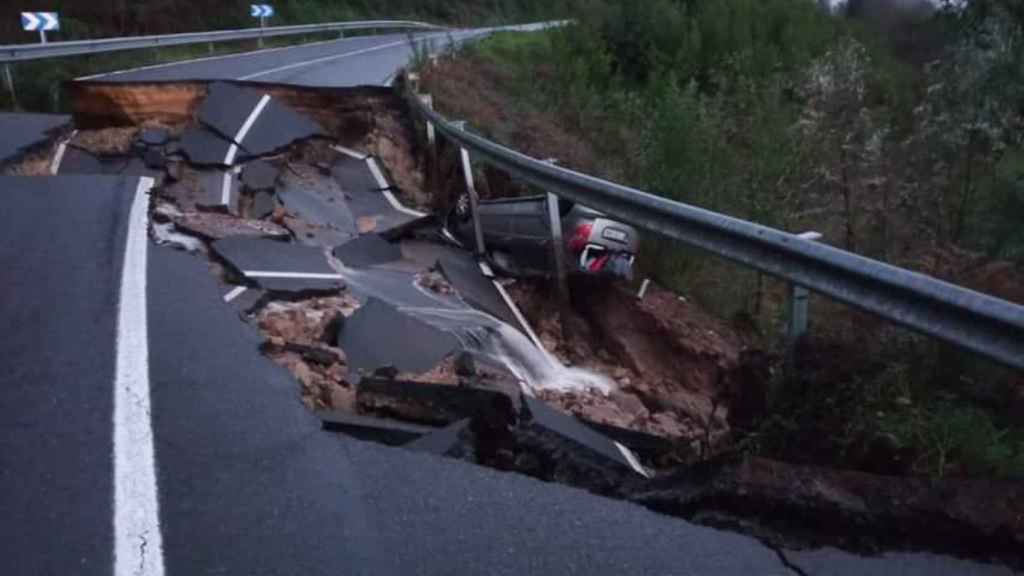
[257,295,361,411]
[509,277,768,458]
[36,79,1023,570]
[629,455,1024,567]
[418,54,621,182]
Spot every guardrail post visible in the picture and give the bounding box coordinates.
[785,231,823,355]
[3,64,18,110]
[418,94,438,196]
[543,159,570,304]
[453,121,486,256]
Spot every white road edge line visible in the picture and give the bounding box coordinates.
[365,156,426,218]
[113,176,166,576]
[243,271,344,280]
[223,286,248,303]
[332,144,368,160]
[237,32,449,80]
[75,36,355,80]
[49,130,78,175]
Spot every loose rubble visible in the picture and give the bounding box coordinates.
[25,79,1018,569]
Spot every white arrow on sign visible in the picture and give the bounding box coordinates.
[21,12,59,32]
[250,5,274,18]
[40,12,59,31]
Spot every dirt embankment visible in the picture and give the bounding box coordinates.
[509,277,769,459]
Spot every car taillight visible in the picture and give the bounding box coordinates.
[568,222,593,253]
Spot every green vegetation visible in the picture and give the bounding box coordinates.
[424,0,1024,478]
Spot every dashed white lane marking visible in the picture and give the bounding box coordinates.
[236,32,450,80]
[243,271,344,280]
[113,176,166,576]
[332,144,368,160]
[365,157,426,218]
[223,286,248,303]
[220,94,270,205]
[49,130,78,175]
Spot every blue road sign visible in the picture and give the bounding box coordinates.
[21,12,59,32]
[250,5,275,18]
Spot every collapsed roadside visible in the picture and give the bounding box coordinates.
[9,76,1020,569]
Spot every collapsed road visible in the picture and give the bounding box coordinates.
[1,26,1020,576]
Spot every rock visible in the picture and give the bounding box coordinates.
[329,385,356,412]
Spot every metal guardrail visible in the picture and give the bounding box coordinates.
[409,94,1024,371]
[0,20,443,63]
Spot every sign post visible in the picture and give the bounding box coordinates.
[21,12,60,44]
[250,5,274,48]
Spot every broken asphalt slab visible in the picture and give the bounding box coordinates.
[332,155,416,233]
[197,170,240,214]
[356,377,518,427]
[56,147,105,174]
[437,254,520,328]
[179,126,234,166]
[197,82,265,144]
[333,234,402,269]
[241,160,279,191]
[277,172,357,246]
[523,395,649,479]
[318,410,434,446]
[223,285,266,316]
[0,113,70,166]
[198,81,323,158]
[405,418,472,457]
[337,298,458,375]
[251,189,276,219]
[211,236,343,295]
[144,248,794,575]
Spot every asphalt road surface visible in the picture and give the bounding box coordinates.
[1,24,1019,576]
[80,30,487,86]
[0,112,69,166]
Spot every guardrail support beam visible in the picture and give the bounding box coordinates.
[543,158,570,304]
[454,121,486,256]
[786,231,823,358]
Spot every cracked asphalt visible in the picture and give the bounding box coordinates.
[0,24,1019,576]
